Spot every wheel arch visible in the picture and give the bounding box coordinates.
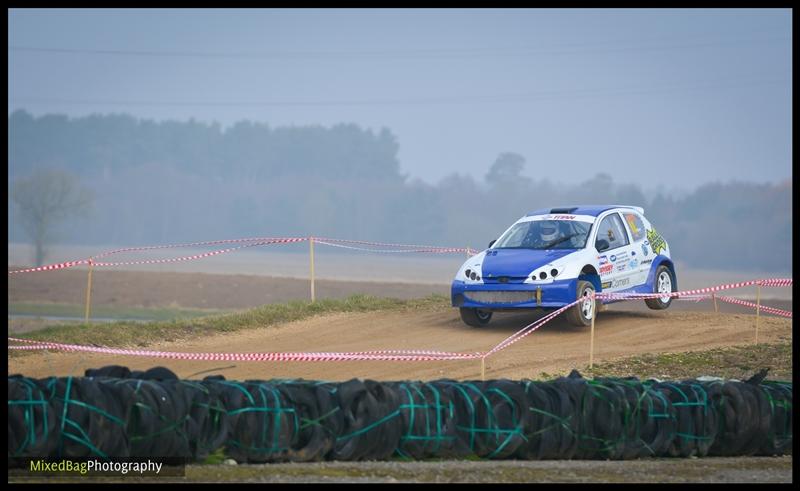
[578,265,602,291]
[649,257,677,291]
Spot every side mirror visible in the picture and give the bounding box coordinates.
[595,239,610,252]
[488,239,497,249]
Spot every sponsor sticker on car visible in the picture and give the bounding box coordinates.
[611,277,630,288]
[646,229,667,255]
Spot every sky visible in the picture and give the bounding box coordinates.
[7,8,793,190]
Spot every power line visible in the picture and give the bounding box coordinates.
[8,78,788,108]
[7,35,789,60]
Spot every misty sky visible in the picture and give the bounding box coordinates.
[8,8,792,190]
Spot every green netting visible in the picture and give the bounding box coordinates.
[7,367,793,463]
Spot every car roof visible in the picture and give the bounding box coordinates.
[526,205,645,217]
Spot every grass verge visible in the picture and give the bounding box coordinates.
[567,341,792,381]
[9,294,450,354]
[9,302,228,321]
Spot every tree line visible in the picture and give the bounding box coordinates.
[7,110,792,271]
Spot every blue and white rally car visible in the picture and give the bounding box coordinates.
[451,205,676,327]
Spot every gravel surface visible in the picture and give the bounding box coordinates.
[186,457,794,483]
[10,457,792,483]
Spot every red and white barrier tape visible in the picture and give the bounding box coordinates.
[7,259,90,275]
[8,237,309,274]
[596,278,793,301]
[486,285,790,359]
[9,236,479,274]
[315,237,474,254]
[678,294,714,303]
[715,295,792,318]
[91,236,308,260]
[317,237,480,256]
[349,349,482,358]
[483,299,582,358]
[91,238,308,267]
[7,337,479,362]
[314,240,472,255]
[316,237,462,250]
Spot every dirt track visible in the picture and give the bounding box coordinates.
[8,266,793,380]
[9,304,792,381]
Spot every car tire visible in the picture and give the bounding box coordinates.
[460,308,493,327]
[645,265,675,310]
[565,280,596,327]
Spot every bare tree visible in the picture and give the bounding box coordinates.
[10,168,94,266]
[485,152,532,188]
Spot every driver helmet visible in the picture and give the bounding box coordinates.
[540,222,560,243]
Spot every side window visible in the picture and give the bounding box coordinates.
[623,213,646,242]
[595,213,630,250]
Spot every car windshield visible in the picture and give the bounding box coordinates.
[493,219,592,250]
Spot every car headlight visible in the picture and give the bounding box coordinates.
[462,266,482,282]
[530,265,563,282]
[457,253,486,283]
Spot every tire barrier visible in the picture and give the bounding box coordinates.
[390,381,461,459]
[7,367,792,464]
[210,380,295,463]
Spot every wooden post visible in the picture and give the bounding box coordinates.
[589,295,596,369]
[755,284,761,344]
[481,357,486,381]
[712,292,718,313]
[84,259,94,324]
[309,237,316,303]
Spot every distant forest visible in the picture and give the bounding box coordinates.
[7,110,792,272]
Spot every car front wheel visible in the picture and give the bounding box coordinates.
[565,280,595,327]
[645,265,675,310]
[460,308,493,327]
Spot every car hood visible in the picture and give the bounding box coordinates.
[481,248,575,277]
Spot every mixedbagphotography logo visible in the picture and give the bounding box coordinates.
[11,457,187,477]
[29,459,88,475]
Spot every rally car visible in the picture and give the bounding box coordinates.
[451,205,676,327]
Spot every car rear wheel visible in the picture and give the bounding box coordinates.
[460,308,493,327]
[645,266,674,310]
[565,280,595,327]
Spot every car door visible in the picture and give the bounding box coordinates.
[594,212,638,291]
[621,210,651,288]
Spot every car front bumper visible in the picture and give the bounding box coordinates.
[451,278,579,310]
